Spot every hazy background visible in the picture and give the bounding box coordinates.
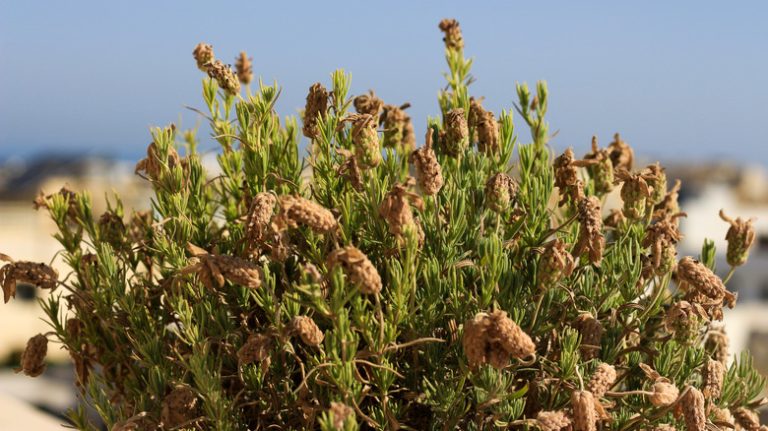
[1,0,767,163]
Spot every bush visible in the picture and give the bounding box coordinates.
[2,18,765,431]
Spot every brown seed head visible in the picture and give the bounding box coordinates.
[336,148,364,191]
[615,169,652,220]
[409,129,444,196]
[443,108,469,157]
[462,310,535,369]
[677,256,736,317]
[664,301,706,343]
[710,406,734,427]
[588,363,617,398]
[275,195,337,234]
[438,18,464,51]
[245,192,277,244]
[649,381,679,407]
[235,51,253,85]
[719,209,756,267]
[379,179,424,239]
[342,113,381,167]
[574,196,605,266]
[381,104,415,150]
[537,239,575,290]
[607,133,634,171]
[554,148,586,206]
[135,141,183,181]
[681,386,705,431]
[302,82,329,139]
[292,316,324,347]
[161,386,199,429]
[354,90,384,117]
[327,246,382,295]
[732,407,761,431]
[644,163,668,205]
[536,410,571,431]
[329,402,355,429]
[584,136,615,195]
[0,258,58,303]
[702,358,725,400]
[575,313,603,360]
[571,390,597,431]
[237,333,272,367]
[15,333,48,377]
[192,42,214,70]
[206,59,241,96]
[485,172,517,213]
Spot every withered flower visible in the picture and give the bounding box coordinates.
[706,326,729,365]
[649,381,679,407]
[438,18,464,51]
[206,59,241,96]
[732,407,762,431]
[135,141,183,181]
[664,301,706,343]
[583,136,614,195]
[354,90,384,118]
[161,386,199,429]
[180,244,263,290]
[192,42,214,70]
[0,255,58,303]
[575,313,603,360]
[98,211,126,247]
[327,246,382,295]
[442,108,469,157]
[462,310,535,369]
[607,133,634,171]
[237,333,273,369]
[702,358,725,400]
[274,195,338,234]
[643,163,667,205]
[719,209,756,267]
[615,169,652,221]
[379,179,424,240]
[292,316,324,347]
[554,148,587,206]
[302,82,329,140]
[642,212,685,276]
[336,148,364,191]
[677,256,736,319]
[680,386,705,431]
[409,129,444,196]
[469,99,500,155]
[381,103,416,150]
[235,51,253,86]
[571,390,597,431]
[15,333,48,377]
[536,410,571,431]
[245,192,277,244]
[341,113,381,167]
[654,179,682,221]
[329,402,355,429]
[485,172,518,213]
[537,239,575,290]
[588,363,616,398]
[573,196,605,266]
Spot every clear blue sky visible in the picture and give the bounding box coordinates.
[1,1,767,164]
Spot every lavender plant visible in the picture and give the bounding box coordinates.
[2,18,765,431]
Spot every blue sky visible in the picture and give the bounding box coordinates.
[1,1,767,164]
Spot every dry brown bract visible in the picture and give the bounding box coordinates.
[15,333,48,377]
[574,313,603,360]
[379,179,424,240]
[381,103,416,150]
[615,169,652,220]
[607,133,634,171]
[571,390,597,431]
[642,212,685,276]
[235,51,253,85]
[237,333,273,369]
[327,246,382,295]
[274,195,338,234]
[469,100,500,155]
[681,386,705,431]
[340,113,381,167]
[135,141,183,181]
[462,310,535,369]
[588,363,617,398]
[664,300,707,342]
[719,209,756,267]
[245,192,277,244]
[329,402,355,429]
[443,108,469,157]
[732,407,762,431]
[302,82,329,139]
[181,244,262,290]
[354,90,384,118]
[438,18,464,51]
[336,148,364,191]
[536,410,571,431]
[409,129,444,196]
[485,172,517,213]
[193,42,214,71]
[702,358,725,400]
[677,256,735,320]
[292,316,324,347]
[650,381,679,407]
[0,254,58,303]
[583,136,614,195]
[161,386,199,429]
[644,163,668,205]
[537,239,575,290]
[574,196,605,266]
[554,148,588,206]
[206,59,241,96]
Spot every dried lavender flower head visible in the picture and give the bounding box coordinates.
[235,51,254,85]
[409,128,444,196]
[193,42,214,70]
[485,172,518,213]
[292,316,324,347]
[206,59,241,96]
[327,246,382,295]
[443,108,469,157]
[354,90,384,117]
[719,209,756,267]
[438,18,464,51]
[303,82,329,139]
[15,333,48,377]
